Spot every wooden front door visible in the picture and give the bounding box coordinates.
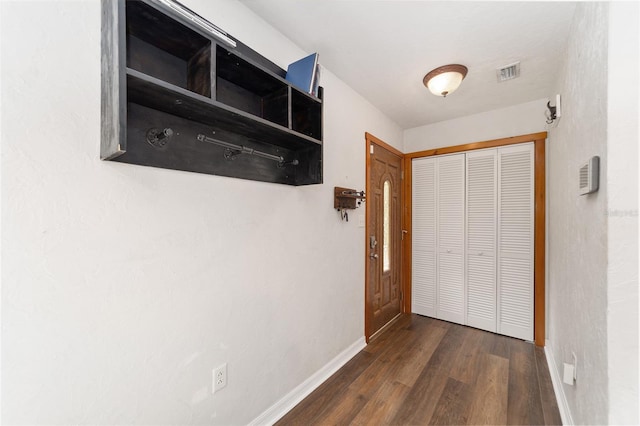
[365,133,404,341]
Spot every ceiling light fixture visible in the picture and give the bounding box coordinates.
[423,64,468,97]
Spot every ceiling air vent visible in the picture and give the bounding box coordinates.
[497,62,521,82]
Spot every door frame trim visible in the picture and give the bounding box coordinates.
[403,131,547,346]
[364,132,405,343]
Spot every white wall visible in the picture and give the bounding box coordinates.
[0,1,402,424]
[546,3,610,424]
[606,2,639,424]
[403,98,547,152]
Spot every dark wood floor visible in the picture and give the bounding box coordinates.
[277,314,562,425]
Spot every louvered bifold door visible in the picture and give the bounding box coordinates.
[497,143,534,340]
[466,149,497,332]
[436,154,466,325]
[411,157,437,317]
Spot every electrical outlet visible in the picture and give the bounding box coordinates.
[212,363,227,394]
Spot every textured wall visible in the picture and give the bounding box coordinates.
[546,3,609,424]
[403,98,547,153]
[606,2,639,424]
[0,0,402,424]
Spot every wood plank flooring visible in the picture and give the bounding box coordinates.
[277,314,562,426]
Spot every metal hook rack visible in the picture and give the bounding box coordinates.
[335,186,366,221]
[341,190,365,198]
[196,134,299,167]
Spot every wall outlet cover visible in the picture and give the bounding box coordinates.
[213,363,227,394]
[563,362,575,385]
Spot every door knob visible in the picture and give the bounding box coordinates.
[370,253,379,259]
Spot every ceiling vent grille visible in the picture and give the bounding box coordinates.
[497,62,521,82]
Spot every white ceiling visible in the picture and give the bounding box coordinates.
[239,1,577,129]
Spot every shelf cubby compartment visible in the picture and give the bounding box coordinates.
[292,88,322,141]
[126,0,211,97]
[215,46,288,128]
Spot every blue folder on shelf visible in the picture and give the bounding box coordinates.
[285,53,319,95]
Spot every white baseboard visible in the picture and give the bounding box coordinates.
[249,337,367,426]
[545,340,574,425]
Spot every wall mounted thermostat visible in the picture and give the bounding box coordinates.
[579,156,600,195]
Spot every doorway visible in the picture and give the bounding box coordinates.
[365,132,405,341]
[404,132,547,346]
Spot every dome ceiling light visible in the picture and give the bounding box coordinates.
[423,64,468,97]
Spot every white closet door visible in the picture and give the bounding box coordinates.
[436,154,466,325]
[497,144,534,340]
[411,157,437,317]
[466,149,497,332]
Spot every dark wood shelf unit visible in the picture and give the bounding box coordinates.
[101,0,323,186]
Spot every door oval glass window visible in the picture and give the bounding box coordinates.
[383,179,391,272]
